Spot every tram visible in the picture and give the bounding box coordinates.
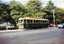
[18,17,49,29]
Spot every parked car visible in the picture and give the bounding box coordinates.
[0,22,7,30]
[0,25,6,29]
[58,23,64,29]
[7,24,14,29]
[0,21,15,30]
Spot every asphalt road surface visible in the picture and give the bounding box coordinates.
[0,27,64,44]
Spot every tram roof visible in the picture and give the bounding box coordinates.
[19,17,48,21]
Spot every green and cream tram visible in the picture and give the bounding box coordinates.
[18,17,49,29]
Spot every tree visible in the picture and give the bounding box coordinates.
[25,0,46,18]
[46,0,55,12]
[0,3,9,21]
[44,0,55,23]
[54,8,64,24]
[44,0,64,24]
[8,0,26,25]
[0,0,3,20]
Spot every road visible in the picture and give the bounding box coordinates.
[0,27,64,44]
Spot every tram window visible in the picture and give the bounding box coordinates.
[39,20,40,23]
[31,20,32,23]
[27,20,31,23]
[35,20,37,23]
[38,20,40,23]
[36,20,40,23]
[27,20,29,22]
[43,21,45,22]
[39,20,41,23]
[21,20,23,22]
[36,20,37,23]
[34,20,35,23]
[41,20,42,23]
[43,21,47,23]
[44,21,47,22]
[24,20,26,23]
[24,20,26,22]
[37,20,39,23]
[21,20,24,23]
[40,20,42,23]
[45,21,48,23]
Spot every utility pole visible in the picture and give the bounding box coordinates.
[52,9,55,28]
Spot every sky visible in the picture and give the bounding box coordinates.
[2,0,64,8]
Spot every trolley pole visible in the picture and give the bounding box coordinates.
[52,9,55,28]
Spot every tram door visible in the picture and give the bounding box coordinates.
[18,20,24,29]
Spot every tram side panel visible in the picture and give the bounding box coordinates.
[24,21,49,29]
[25,23,48,29]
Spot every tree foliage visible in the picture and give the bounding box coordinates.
[25,0,46,18]
[54,8,64,24]
[46,0,55,12]
[44,0,64,24]
[44,0,56,23]
[0,3,9,21]
[8,0,26,23]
